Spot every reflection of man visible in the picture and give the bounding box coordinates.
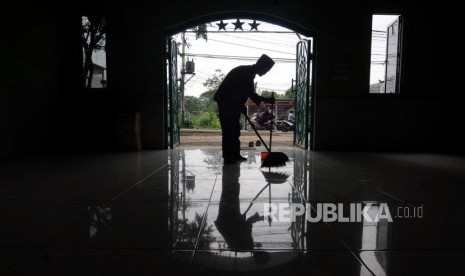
[214,164,270,264]
[214,54,276,164]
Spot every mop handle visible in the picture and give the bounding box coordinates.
[269,92,274,152]
[244,113,271,152]
[242,183,270,216]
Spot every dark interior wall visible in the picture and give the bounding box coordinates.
[312,3,463,151]
[0,1,462,157]
[1,2,167,156]
[104,7,166,150]
[0,6,66,157]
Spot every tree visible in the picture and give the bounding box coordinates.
[199,69,225,112]
[175,213,216,249]
[259,90,278,98]
[177,24,210,54]
[81,16,106,88]
[203,69,225,90]
[198,91,217,113]
[283,84,311,99]
[185,95,204,113]
[189,24,209,42]
[284,86,295,99]
[259,89,292,99]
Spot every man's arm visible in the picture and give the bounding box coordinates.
[249,93,275,106]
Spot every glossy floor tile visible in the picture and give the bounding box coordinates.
[6,249,193,275]
[358,250,465,276]
[1,147,465,275]
[191,250,374,276]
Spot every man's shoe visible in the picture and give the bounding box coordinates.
[235,155,247,161]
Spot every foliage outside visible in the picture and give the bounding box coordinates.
[81,16,106,88]
[188,112,221,129]
[181,69,295,129]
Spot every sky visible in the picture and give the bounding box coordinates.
[172,16,399,96]
[173,21,311,98]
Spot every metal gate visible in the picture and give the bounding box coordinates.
[167,38,180,148]
[294,40,312,149]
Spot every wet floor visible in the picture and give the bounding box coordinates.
[1,146,464,275]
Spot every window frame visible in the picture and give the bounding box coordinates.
[368,13,404,95]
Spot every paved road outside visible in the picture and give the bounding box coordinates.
[180,128,294,147]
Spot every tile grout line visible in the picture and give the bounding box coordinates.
[307,204,378,276]
[105,164,168,205]
[188,173,219,275]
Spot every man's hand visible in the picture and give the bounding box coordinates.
[265,96,276,105]
[241,106,247,115]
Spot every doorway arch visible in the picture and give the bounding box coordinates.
[164,11,314,38]
[163,11,316,150]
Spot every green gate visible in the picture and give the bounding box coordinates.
[167,38,180,148]
[294,40,312,149]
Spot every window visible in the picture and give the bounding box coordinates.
[369,14,402,94]
[81,16,107,88]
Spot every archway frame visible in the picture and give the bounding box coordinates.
[163,11,317,150]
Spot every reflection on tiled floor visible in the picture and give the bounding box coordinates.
[1,147,465,275]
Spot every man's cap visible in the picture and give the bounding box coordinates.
[256,54,275,68]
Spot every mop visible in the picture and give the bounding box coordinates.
[242,169,290,225]
[243,101,289,167]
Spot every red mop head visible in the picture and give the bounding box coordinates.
[260,152,289,168]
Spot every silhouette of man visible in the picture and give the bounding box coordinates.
[214,164,270,264]
[214,54,276,164]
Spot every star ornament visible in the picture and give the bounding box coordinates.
[233,19,244,31]
[249,20,260,31]
[216,20,228,31]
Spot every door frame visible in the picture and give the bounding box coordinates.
[163,12,317,149]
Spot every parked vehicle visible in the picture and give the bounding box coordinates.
[246,114,277,132]
[277,119,295,132]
